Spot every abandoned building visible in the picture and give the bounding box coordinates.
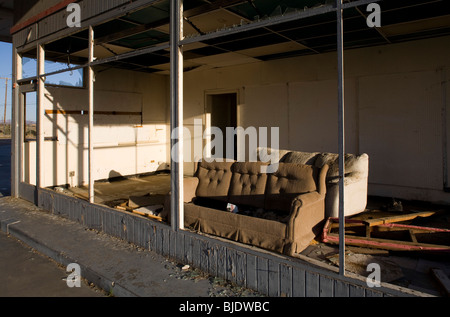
[4,0,450,296]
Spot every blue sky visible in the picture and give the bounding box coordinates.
[0,41,84,123]
[0,42,12,123]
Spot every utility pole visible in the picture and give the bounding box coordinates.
[0,77,11,135]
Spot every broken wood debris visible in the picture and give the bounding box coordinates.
[115,201,163,222]
[430,268,450,296]
[321,211,450,253]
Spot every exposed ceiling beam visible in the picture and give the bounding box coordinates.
[95,0,248,45]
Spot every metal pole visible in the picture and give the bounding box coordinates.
[37,44,45,203]
[3,79,7,130]
[11,47,22,198]
[88,25,95,204]
[170,0,184,231]
[337,0,346,276]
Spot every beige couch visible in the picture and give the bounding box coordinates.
[164,160,329,256]
[257,147,369,218]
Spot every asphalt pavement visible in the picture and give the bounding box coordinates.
[0,138,262,300]
[0,139,104,297]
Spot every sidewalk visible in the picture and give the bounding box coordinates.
[0,196,261,297]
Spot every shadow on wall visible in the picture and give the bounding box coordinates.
[108,170,127,182]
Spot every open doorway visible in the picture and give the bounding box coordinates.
[205,92,238,161]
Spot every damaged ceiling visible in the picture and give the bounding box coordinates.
[0,0,13,42]
[17,0,450,75]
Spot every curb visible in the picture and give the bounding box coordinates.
[0,213,137,297]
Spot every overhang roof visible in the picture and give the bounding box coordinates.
[12,0,450,75]
[0,0,13,42]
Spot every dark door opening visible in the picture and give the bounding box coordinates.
[206,93,238,161]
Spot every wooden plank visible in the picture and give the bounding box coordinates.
[363,211,437,227]
[246,254,257,291]
[322,217,450,252]
[208,245,218,277]
[365,288,384,297]
[175,232,185,262]
[349,284,366,297]
[305,272,320,297]
[327,232,450,252]
[226,248,236,283]
[409,229,418,243]
[257,257,268,295]
[431,268,450,296]
[292,268,306,297]
[149,225,157,252]
[184,234,194,265]
[268,259,279,297]
[319,275,334,297]
[217,245,227,280]
[280,264,292,297]
[235,251,246,286]
[45,109,142,116]
[200,239,209,272]
[169,229,177,260]
[334,279,350,297]
[192,237,201,268]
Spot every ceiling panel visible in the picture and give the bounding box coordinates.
[234,42,308,58]
[187,9,245,35]
[13,0,450,74]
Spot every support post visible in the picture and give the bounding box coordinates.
[337,0,346,276]
[170,0,184,231]
[37,44,45,203]
[11,46,22,198]
[88,26,95,204]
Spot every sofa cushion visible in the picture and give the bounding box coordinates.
[184,203,239,240]
[314,152,369,183]
[264,163,318,212]
[228,162,268,209]
[280,151,319,165]
[195,160,234,201]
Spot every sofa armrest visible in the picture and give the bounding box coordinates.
[184,176,199,203]
[161,176,199,222]
[286,191,326,255]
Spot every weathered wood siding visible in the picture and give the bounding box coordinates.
[28,187,423,297]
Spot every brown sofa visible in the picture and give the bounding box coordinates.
[164,160,329,256]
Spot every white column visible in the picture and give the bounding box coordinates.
[37,44,45,199]
[88,25,95,204]
[11,46,22,198]
[336,0,346,276]
[170,0,184,231]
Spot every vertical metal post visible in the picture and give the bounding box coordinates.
[337,0,346,276]
[88,26,95,204]
[170,0,184,231]
[11,46,22,198]
[442,68,449,191]
[37,44,45,203]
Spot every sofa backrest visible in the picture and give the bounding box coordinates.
[257,147,369,183]
[194,160,327,213]
[256,147,369,217]
[228,161,268,209]
[195,160,234,202]
[264,163,320,212]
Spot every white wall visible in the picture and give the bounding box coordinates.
[23,68,169,187]
[183,35,450,204]
[23,35,450,204]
